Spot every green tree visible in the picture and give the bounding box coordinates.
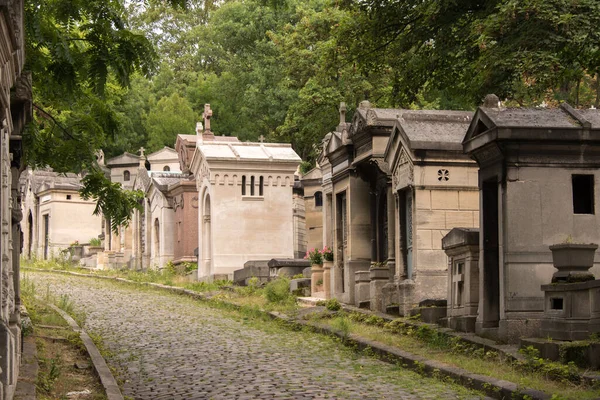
[24,0,186,231]
[341,0,600,107]
[145,93,197,151]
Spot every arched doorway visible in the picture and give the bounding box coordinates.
[202,194,212,278]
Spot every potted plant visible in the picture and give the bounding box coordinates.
[369,261,389,280]
[87,237,104,255]
[549,240,598,283]
[305,248,323,267]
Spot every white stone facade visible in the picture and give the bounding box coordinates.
[191,135,301,280]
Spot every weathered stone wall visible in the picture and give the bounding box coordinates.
[0,1,30,398]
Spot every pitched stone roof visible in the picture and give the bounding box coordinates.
[106,152,141,167]
[151,172,185,193]
[27,170,83,193]
[396,110,472,150]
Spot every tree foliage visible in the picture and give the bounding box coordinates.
[24,0,185,232]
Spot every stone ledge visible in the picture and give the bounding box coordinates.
[48,304,124,400]
[14,335,38,400]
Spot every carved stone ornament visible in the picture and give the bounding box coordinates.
[366,109,378,126]
[369,158,391,175]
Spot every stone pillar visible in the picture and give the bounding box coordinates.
[442,228,480,332]
[310,264,324,297]
[323,261,332,299]
[354,271,370,308]
[386,184,395,277]
[369,266,389,312]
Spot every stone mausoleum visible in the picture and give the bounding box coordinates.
[463,98,600,342]
[191,105,302,280]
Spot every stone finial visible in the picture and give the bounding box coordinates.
[483,94,500,108]
[258,135,265,143]
[202,104,213,132]
[196,122,203,135]
[359,100,371,110]
[339,102,347,125]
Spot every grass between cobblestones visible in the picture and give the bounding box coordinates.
[312,312,600,400]
[21,275,107,400]
[23,260,600,399]
[27,271,486,399]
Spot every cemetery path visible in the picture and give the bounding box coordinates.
[27,272,484,400]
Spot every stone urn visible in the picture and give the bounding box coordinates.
[549,243,598,282]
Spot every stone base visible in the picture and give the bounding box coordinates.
[520,338,600,369]
[446,315,477,332]
[499,318,542,344]
[268,258,311,278]
[410,306,447,324]
[540,318,600,341]
[290,278,311,297]
[370,278,389,312]
[233,261,270,286]
[380,280,416,316]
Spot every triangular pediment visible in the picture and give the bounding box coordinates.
[326,131,342,154]
[147,147,177,161]
[463,108,496,144]
[106,152,141,167]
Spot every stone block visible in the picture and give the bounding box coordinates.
[233,260,270,286]
[445,211,476,229]
[415,190,431,210]
[290,278,311,297]
[416,230,432,250]
[431,190,458,210]
[417,250,447,270]
[458,190,479,211]
[268,258,310,278]
[417,210,446,230]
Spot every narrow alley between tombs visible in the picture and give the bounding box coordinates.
[26,272,484,400]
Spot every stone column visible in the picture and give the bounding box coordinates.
[323,261,332,299]
[386,184,395,277]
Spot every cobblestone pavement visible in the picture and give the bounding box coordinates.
[28,272,484,400]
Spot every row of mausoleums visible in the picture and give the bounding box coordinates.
[21,106,303,282]
[303,96,600,343]
[20,96,600,344]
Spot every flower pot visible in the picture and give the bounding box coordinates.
[323,261,333,298]
[549,243,598,283]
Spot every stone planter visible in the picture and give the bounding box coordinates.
[69,245,84,261]
[323,261,333,299]
[87,246,104,256]
[369,266,389,281]
[549,243,598,282]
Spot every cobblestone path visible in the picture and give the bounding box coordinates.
[27,272,484,400]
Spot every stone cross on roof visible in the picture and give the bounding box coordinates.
[203,104,213,132]
[138,147,146,167]
[339,102,347,125]
[258,135,265,143]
